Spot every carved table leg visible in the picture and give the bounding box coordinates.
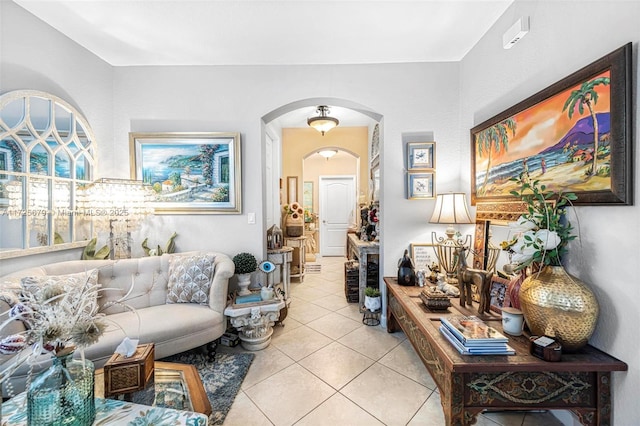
[228,307,281,351]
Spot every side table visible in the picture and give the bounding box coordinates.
[285,236,307,282]
[267,246,293,305]
[224,298,285,350]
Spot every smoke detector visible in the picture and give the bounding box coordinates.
[503,17,529,49]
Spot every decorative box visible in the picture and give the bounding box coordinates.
[419,287,452,311]
[104,343,155,396]
[220,332,239,347]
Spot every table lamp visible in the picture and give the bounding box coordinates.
[429,192,473,284]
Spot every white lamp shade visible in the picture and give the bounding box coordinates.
[429,193,472,224]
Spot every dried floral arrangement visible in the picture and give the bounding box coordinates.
[0,270,138,395]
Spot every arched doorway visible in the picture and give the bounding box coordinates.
[260,98,383,246]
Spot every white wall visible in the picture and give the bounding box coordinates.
[0,1,113,272]
[110,63,461,266]
[460,1,640,424]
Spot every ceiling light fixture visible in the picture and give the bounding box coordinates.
[318,149,338,159]
[307,105,339,136]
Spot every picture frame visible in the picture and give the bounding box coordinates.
[407,142,435,170]
[129,132,241,214]
[407,171,435,199]
[410,243,436,271]
[489,276,511,314]
[287,176,298,204]
[303,181,313,211]
[470,43,632,206]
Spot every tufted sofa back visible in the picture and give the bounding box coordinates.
[1,252,234,315]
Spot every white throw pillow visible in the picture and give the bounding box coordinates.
[166,254,216,304]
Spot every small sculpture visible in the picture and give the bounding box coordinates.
[436,273,460,297]
[455,246,493,314]
[397,250,416,286]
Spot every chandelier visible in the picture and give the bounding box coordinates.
[307,106,339,136]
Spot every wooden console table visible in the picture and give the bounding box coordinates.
[346,233,379,312]
[384,277,627,426]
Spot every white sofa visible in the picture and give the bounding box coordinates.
[0,251,234,395]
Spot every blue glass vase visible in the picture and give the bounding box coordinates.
[27,349,95,426]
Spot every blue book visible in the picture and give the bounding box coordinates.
[235,294,263,304]
[440,325,515,355]
[440,316,509,345]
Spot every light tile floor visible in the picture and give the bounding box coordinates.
[222,256,565,426]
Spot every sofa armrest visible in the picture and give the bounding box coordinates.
[208,253,234,314]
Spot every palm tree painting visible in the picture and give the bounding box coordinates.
[475,118,516,196]
[562,76,610,176]
[471,68,619,204]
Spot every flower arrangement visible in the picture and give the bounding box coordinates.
[283,202,304,220]
[0,273,109,393]
[500,177,577,271]
[232,252,257,275]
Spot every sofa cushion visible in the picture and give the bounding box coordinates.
[21,269,100,303]
[166,254,215,304]
[83,303,224,367]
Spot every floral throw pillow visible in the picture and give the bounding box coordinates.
[166,254,216,304]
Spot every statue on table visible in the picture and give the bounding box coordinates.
[397,250,416,286]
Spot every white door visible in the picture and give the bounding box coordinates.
[319,176,356,256]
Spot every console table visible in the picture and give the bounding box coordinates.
[346,233,379,311]
[384,277,627,426]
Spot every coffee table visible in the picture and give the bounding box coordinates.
[95,361,212,416]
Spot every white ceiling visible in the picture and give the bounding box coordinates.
[13,0,514,66]
[12,0,514,128]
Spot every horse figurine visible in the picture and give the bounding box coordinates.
[455,246,493,315]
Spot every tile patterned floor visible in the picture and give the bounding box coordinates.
[221,256,565,426]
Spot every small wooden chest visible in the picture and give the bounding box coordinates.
[103,343,155,396]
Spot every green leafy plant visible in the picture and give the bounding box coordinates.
[365,287,381,298]
[501,177,577,270]
[81,238,110,260]
[141,232,178,256]
[233,252,257,275]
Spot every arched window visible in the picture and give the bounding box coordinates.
[0,90,96,257]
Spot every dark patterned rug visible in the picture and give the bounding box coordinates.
[161,348,254,425]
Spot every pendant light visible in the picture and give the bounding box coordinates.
[307,105,339,135]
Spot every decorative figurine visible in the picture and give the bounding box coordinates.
[397,249,416,286]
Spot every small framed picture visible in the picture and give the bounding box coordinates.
[410,243,436,271]
[407,142,435,170]
[407,172,435,199]
[489,276,511,313]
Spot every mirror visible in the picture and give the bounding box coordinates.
[0,90,96,258]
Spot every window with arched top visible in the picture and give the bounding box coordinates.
[0,90,97,257]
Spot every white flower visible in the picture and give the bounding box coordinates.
[511,252,534,264]
[509,216,538,233]
[535,229,561,251]
[512,231,537,255]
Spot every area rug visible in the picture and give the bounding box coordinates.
[161,348,254,425]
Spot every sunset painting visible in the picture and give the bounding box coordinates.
[473,70,611,202]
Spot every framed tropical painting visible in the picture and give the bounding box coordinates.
[129,132,241,214]
[470,43,632,206]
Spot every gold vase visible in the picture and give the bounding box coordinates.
[519,265,599,352]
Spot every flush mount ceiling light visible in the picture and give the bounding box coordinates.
[318,149,338,159]
[307,105,339,135]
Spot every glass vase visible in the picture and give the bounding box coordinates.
[27,350,95,426]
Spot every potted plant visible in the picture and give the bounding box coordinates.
[364,286,381,311]
[232,252,257,296]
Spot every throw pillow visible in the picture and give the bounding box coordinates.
[166,254,216,304]
[21,269,100,304]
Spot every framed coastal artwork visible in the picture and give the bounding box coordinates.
[129,132,241,214]
[470,43,632,206]
[407,142,435,170]
[407,171,435,199]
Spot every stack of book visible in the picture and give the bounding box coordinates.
[440,315,515,355]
